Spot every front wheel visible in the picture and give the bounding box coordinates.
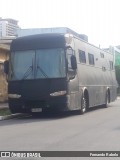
[81,95,87,114]
[9,105,18,114]
[9,105,26,114]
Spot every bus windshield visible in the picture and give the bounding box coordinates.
[10,48,66,80]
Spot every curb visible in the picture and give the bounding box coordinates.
[0,113,24,121]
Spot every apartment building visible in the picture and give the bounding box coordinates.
[0,18,19,37]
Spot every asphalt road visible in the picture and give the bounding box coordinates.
[0,99,120,160]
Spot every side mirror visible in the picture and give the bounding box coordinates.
[4,60,9,74]
[71,55,77,70]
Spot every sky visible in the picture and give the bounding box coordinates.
[0,0,120,48]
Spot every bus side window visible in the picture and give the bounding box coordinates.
[109,61,114,70]
[88,53,95,65]
[79,50,86,63]
[100,52,104,58]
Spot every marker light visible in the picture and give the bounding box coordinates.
[8,94,21,98]
[50,91,66,97]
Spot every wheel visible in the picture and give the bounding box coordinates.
[105,90,110,108]
[9,106,18,114]
[9,105,26,114]
[81,94,87,114]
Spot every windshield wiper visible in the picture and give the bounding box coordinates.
[37,65,48,78]
[22,66,33,80]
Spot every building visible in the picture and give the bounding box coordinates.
[0,17,18,101]
[0,18,19,38]
[104,46,120,92]
[0,44,9,102]
[0,37,15,102]
[114,46,120,66]
[16,27,88,41]
[104,46,120,66]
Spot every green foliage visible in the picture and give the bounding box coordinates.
[0,108,11,116]
[115,65,120,85]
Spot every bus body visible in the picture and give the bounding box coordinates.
[6,30,117,114]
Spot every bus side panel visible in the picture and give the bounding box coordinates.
[73,37,117,108]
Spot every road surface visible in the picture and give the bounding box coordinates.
[0,99,120,159]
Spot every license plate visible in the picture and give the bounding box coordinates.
[31,108,42,112]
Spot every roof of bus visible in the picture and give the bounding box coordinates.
[11,33,112,55]
[11,33,66,51]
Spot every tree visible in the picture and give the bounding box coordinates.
[115,65,120,86]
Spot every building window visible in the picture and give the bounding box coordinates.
[88,53,94,65]
[79,50,86,63]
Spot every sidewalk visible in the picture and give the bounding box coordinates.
[0,103,22,121]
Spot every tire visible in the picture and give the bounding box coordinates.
[9,107,18,114]
[9,105,25,114]
[81,94,87,114]
[105,90,110,108]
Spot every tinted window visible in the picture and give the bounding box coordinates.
[109,61,113,70]
[100,52,104,58]
[36,48,66,78]
[79,50,86,63]
[88,53,94,65]
[10,48,66,80]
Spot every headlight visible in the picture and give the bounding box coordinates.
[50,91,66,97]
[8,94,21,98]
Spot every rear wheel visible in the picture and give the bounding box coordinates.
[105,90,110,108]
[81,95,87,114]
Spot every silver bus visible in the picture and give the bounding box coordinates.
[4,30,117,114]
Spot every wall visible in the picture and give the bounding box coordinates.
[0,46,9,102]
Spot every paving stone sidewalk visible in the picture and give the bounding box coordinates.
[0,103,22,120]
